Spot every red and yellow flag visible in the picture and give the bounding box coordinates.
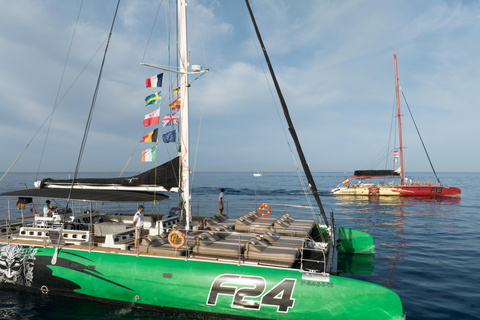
[169,97,181,111]
[140,129,158,143]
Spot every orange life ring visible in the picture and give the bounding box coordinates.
[168,230,185,248]
[258,203,270,217]
[428,181,433,186]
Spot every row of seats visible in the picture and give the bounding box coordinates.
[137,211,318,267]
[140,226,308,267]
[234,212,314,237]
[140,232,191,256]
[205,211,315,237]
[191,228,303,267]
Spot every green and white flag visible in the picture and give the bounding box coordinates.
[141,146,157,162]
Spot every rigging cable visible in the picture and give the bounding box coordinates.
[120,0,165,178]
[0,38,108,185]
[189,0,210,191]
[245,0,328,229]
[243,2,320,227]
[35,0,85,182]
[67,0,121,207]
[124,0,183,205]
[400,88,441,184]
[385,90,398,170]
[142,0,164,204]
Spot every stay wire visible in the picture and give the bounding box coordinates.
[190,0,209,192]
[244,1,324,229]
[385,90,398,170]
[243,4,318,222]
[400,88,441,184]
[67,0,121,208]
[131,0,182,204]
[362,90,398,174]
[191,0,208,70]
[121,0,163,176]
[0,38,108,185]
[367,80,400,174]
[35,0,85,182]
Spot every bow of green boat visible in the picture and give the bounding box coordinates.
[48,249,403,320]
[337,227,375,254]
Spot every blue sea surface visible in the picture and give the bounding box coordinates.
[0,171,478,319]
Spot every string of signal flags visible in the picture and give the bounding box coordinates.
[141,73,181,162]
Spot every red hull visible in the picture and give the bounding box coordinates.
[392,185,461,197]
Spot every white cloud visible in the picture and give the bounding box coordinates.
[0,0,479,175]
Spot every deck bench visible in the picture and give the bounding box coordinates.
[190,232,244,259]
[141,234,192,256]
[244,238,299,267]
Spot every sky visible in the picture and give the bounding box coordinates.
[0,0,479,175]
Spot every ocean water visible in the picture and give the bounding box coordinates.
[0,171,478,319]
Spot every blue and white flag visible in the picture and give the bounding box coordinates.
[145,91,162,106]
[162,130,176,143]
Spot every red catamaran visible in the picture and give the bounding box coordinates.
[333,54,461,197]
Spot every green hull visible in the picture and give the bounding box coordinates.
[338,227,375,254]
[2,244,403,320]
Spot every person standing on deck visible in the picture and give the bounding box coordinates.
[133,205,144,253]
[219,188,225,214]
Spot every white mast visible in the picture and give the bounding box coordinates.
[178,0,190,230]
[140,0,207,230]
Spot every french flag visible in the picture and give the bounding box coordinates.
[145,73,164,88]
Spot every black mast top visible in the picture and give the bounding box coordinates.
[245,0,329,227]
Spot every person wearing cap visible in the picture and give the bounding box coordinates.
[43,200,55,217]
[133,205,145,253]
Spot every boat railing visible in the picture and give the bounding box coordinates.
[1,199,332,272]
[326,209,336,274]
[1,198,325,225]
[191,200,323,221]
[176,224,329,272]
[1,220,331,273]
[0,218,23,242]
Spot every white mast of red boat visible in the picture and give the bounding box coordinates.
[394,54,405,185]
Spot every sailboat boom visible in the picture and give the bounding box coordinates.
[140,63,208,75]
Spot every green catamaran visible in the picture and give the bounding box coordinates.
[0,1,404,319]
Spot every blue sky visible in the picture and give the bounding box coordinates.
[0,0,479,175]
